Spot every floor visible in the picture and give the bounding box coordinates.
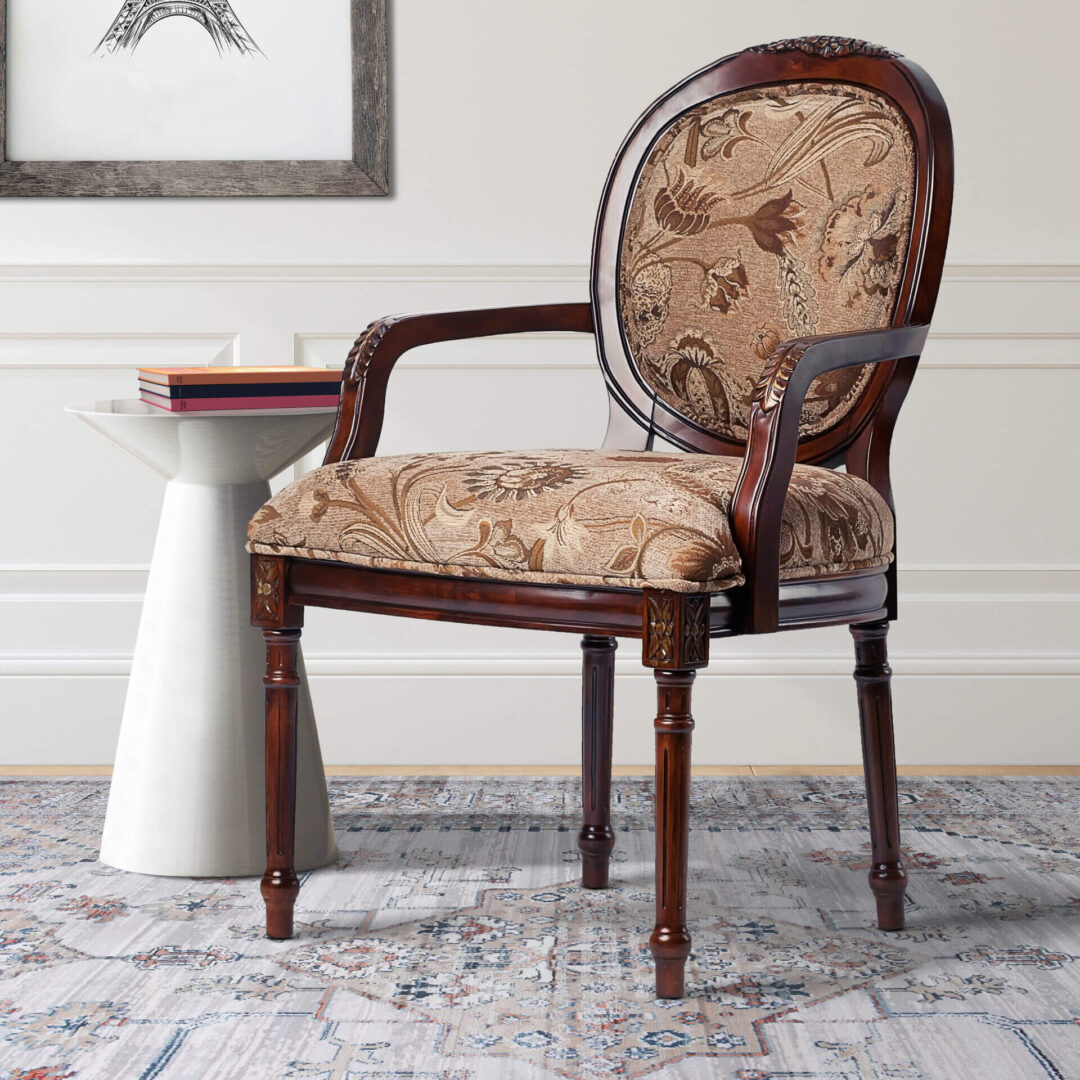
[1,774,1078,1079]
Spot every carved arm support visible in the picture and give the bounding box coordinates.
[323,303,594,463]
[731,323,929,634]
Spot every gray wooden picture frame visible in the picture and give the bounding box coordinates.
[0,0,388,197]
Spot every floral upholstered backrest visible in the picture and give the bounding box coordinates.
[618,80,917,443]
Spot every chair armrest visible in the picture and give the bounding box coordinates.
[324,303,594,463]
[731,323,929,633]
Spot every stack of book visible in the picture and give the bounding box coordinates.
[138,367,340,412]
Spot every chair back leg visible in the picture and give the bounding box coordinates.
[262,625,302,939]
[851,619,907,930]
[579,635,617,888]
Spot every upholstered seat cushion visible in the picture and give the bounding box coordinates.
[247,450,893,593]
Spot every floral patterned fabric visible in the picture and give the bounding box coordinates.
[247,449,893,592]
[619,81,916,442]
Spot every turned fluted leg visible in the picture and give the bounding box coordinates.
[851,619,906,930]
[579,635,617,888]
[262,626,301,939]
[642,590,708,1000]
[651,669,695,998]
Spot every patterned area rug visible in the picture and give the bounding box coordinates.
[1,777,1079,1079]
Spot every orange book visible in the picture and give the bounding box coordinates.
[138,366,338,387]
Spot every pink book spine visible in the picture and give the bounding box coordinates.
[141,392,339,412]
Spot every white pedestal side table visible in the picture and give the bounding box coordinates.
[68,400,339,877]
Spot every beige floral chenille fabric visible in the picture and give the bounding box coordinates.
[247,450,893,593]
[620,81,916,442]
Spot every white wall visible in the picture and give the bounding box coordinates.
[2,1,1078,266]
[2,1,1078,765]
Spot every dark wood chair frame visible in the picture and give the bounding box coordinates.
[251,37,953,999]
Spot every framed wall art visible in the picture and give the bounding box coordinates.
[0,0,387,196]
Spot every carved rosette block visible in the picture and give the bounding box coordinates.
[643,590,710,669]
[750,36,898,59]
[251,555,285,626]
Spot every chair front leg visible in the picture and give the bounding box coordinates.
[651,669,695,998]
[851,619,906,930]
[262,626,302,939]
[643,590,709,999]
[579,635,617,888]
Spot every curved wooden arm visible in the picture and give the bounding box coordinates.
[731,323,929,634]
[323,302,595,463]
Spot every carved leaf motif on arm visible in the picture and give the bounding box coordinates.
[346,319,392,383]
[750,37,898,59]
[752,342,808,413]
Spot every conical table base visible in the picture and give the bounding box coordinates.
[68,400,339,877]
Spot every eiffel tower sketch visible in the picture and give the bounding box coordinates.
[96,1,262,58]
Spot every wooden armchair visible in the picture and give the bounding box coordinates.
[248,37,953,999]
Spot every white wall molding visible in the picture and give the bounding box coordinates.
[0,332,236,369]
[2,263,1078,764]
[0,565,149,595]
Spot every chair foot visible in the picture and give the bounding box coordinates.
[580,833,615,889]
[650,930,692,999]
[262,870,299,939]
[870,865,907,930]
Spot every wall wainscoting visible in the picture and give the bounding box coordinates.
[2,264,1077,765]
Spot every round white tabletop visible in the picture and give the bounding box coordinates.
[67,399,340,877]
